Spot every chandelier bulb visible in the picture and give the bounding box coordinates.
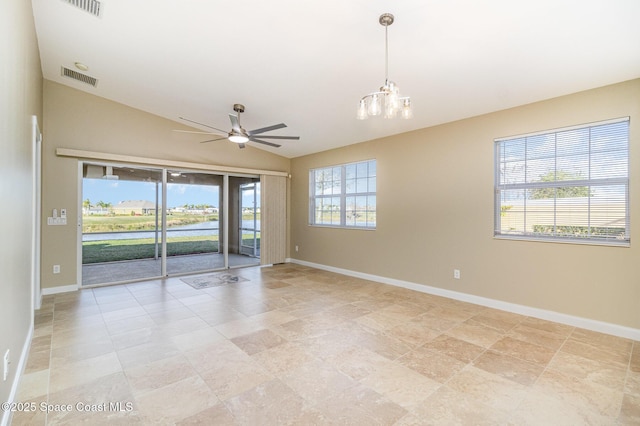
[356,100,368,120]
[368,94,382,116]
[401,98,413,119]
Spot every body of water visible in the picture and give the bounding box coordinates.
[83,220,260,241]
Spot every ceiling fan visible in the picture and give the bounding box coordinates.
[176,104,300,149]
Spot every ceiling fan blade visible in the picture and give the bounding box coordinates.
[179,117,228,134]
[250,135,300,140]
[248,123,286,135]
[173,129,219,135]
[249,138,281,148]
[200,136,228,143]
[229,114,241,131]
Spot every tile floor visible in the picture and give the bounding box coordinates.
[12,263,640,425]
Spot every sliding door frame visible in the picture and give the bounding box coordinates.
[74,151,286,286]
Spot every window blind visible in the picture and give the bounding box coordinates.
[494,118,629,245]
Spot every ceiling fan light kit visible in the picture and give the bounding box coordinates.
[357,13,413,120]
[178,103,300,149]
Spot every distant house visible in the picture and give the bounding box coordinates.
[84,207,110,215]
[112,200,156,215]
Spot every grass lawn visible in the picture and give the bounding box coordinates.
[83,235,261,264]
[82,236,219,264]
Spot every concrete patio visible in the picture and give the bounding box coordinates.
[82,253,259,286]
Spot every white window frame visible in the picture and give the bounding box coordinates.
[494,117,630,246]
[309,159,376,229]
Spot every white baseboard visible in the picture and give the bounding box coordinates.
[41,284,78,296]
[288,258,640,341]
[1,324,34,426]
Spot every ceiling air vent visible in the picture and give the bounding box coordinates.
[61,67,99,87]
[61,0,102,17]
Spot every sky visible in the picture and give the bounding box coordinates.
[83,179,259,208]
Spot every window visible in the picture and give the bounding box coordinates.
[494,118,629,245]
[310,159,376,228]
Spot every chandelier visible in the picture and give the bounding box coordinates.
[357,13,413,120]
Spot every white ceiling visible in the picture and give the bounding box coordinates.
[32,0,640,158]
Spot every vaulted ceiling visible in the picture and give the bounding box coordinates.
[32,0,640,158]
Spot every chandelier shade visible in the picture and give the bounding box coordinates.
[357,13,412,120]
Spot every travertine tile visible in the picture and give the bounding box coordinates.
[198,354,272,401]
[423,334,485,363]
[47,372,141,425]
[230,328,286,355]
[281,359,357,405]
[534,369,624,418]
[619,393,640,424]
[445,365,528,411]
[472,349,543,386]
[325,346,394,380]
[446,319,504,348]
[135,375,218,424]
[16,369,49,401]
[507,323,568,351]
[397,346,467,383]
[509,387,615,425]
[360,363,441,408]
[490,336,556,365]
[409,385,509,425]
[547,350,628,390]
[561,337,630,366]
[386,320,441,347]
[17,264,640,425]
[251,341,314,375]
[116,339,180,370]
[124,354,198,395]
[49,351,122,393]
[176,403,236,426]
[223,379,305,424]
[170,326,226,351]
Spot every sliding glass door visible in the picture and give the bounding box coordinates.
[239,182,260,258]
[81,164,164,285]
[165,170,224,275]
[81,162,262,286]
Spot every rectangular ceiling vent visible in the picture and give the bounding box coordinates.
[61,0,102,18]
[61,67,99,87]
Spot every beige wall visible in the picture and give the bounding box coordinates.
[290,79,640,330]
[41,81,290,289]
[0,0,43,410]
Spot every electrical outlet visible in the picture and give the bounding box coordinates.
[454,269,461,279]
[295,245,299,252]
[3,349,9,381]
[53,265,61,274]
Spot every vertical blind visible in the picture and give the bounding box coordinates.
[260,174,287,265]
[494,117,629,245]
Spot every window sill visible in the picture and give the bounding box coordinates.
[309,224,376,231]
[494,234,630,248]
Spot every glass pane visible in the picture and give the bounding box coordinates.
[345,178,356,194]
[356,178,368,193]
[368,177,376,193]
[82,165,163,285]
[498,189,526,235]
[557,154,588,181]
[368,160,377,176]
[166,172,224,274]
[345,164,356,179]
[357,162,369,178]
